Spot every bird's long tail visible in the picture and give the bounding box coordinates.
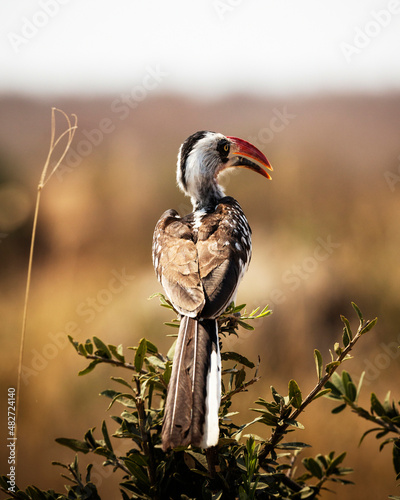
[161,316,221,451]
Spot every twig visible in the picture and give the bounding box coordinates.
[205,446,219,479]
[134,379,158,499]
[16,108,77,466]
[221,376,261,403]
[348,402,400,436]
[79,353,138,371]
[259,319,373,463]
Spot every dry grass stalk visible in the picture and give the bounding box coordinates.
[16,108,78,463]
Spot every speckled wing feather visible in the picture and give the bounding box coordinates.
[152,209,205,317]
[196,197,252,318]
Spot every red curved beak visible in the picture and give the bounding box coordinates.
[227,136,273,180]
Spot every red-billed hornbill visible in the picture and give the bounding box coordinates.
[152,131,272,451]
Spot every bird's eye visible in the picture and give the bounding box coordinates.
[217,139,230,157]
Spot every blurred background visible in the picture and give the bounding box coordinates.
[1,1,400,498]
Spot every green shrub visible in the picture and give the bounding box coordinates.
[2,299,400,499]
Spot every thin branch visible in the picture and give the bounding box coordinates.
[79,353,138,371]
[259,320,373,463]
[348,402,400,436]
[16,108,77,468]
[134,379,158,498]
[221,376,261,403]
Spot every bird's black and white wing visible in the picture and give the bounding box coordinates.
[152,209,205,317]
[196,197,252,318]
[153,198,251,320]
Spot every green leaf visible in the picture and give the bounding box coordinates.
[345,381,357,402]
[282,418,304,429]
[109,344,125,362]
[334,342,342,356]
[257,305,272,318]
[303,457,323,479]
[78,343,87,356]
[276,442,311,450]
[166,339,177,360]
[235,367,246,388]
[127,451,148,467]
[68,335,79,351]
[134,338,147,372]
[313,388,331,400]
[185,450,209,470]
[164,321,180,328]
[78,360,99,376]
[288,379,302,409]
[232,303,246,313]
[314,349,323,381]
[331,403,347,414]
[326,451,347,474]
[101,420,113,452]
[51,461,69,470]
[340,315,353,340]
[162,360,172,385]
[111,376,133,390]
[221,351,255,368]
[325,360,341,375]
[84,428,97,448]
[271,386,284,405]
[85,340,93,355]
[356,371,365,400]
[359,427,382,446]
[122,457,150,486]
[149,292,174,310]
[371,393,386,416]
[360,317,378,335]
[393,440,400,474]
[342,326,351,348]
[351,302,363,323]
[237,320,255,331]
[93,336,112,358]
[56,438,90,454]
[145,340,158,354]
[107,392,136,410]
[145,355,166,369]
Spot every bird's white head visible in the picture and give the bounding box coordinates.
[176,131,272,210]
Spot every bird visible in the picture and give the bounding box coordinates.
[152,131,272,451]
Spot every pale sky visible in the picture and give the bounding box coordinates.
[1,0,400,97]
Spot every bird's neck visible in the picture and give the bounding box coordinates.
[190,181,225,211]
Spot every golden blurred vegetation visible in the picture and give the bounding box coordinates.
[0,92,399,498]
